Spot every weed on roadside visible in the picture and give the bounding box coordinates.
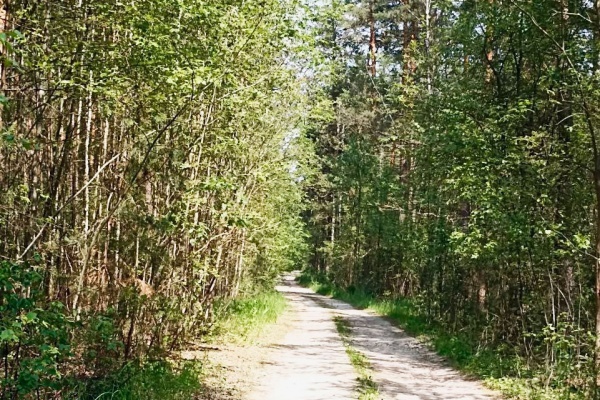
[74,361,203,400]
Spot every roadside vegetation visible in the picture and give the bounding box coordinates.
[303,1,600,399]
[79,290,287,399]
[75,362,203,400]
[0,0,307,397]
[209,290,288,345]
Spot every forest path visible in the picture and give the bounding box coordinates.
[247,274,500,400]
[246,275,357,399]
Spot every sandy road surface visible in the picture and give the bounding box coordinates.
[314,292,499,399]
[246,275,499,400]
[246,278,357,399]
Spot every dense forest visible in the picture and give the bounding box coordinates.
[3,0,600,398]
[0,0,310,397]
[304,0,600,398]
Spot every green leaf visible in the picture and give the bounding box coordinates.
[0,329,18,342]
[2,132,14,143]
[25,311,38,322]
[21,139,33,150]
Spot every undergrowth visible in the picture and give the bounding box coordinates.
[299,271,589,400]
[209,290,287,344]
[75,361,203,400]
[74,290,286,399]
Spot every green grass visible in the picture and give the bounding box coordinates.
[74,361,203,400]
[333,316,380,400]
[209,290,287,344]
[299,271,589,400]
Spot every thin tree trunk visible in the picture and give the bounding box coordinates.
[368,0,376,77]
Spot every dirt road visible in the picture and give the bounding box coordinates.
[246,280,357,400]
[246,276,499,400]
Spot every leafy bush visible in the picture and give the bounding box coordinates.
[0,260,73,398]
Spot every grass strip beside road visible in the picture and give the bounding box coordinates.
[209,290,288,345]
[333,316,380,400]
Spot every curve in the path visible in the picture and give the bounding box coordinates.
[314,291,500,400]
